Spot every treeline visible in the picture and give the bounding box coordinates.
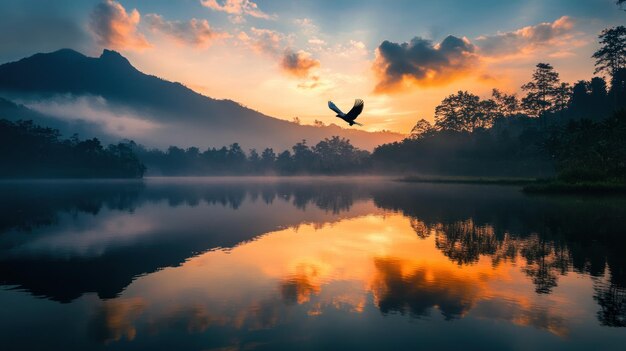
[134,136,371,175]
[373,25,626,181]
[0,119,145,178]
[547,111,626,182]
[2,25,624,180]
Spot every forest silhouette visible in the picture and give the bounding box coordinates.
[1,26,625,181]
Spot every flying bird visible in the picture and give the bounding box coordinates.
[328,99,364,126]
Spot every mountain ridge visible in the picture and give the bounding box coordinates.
[0,49,404,150]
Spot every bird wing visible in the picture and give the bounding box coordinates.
[328,101,344,115]
[345,99,364,121]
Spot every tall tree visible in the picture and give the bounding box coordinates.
[408,119,434,140]
[592,26,626,77]
[610,68,626,110]
[492,89,520,118]
[292,139,315,172]
[434,91,495,132]
[248,149,260,171]
[276,150,293,173]
[261,148,276,170]
[521,63,561,117]
[553,82,572,114]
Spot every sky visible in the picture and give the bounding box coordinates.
[0,0,624,134]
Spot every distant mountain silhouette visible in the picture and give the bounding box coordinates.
[0,49,403,150]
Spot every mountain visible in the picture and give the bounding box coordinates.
[0,96,111,140]
[0,49,403,151]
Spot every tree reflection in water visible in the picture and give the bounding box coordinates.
[1,179,625,334]
[374,184,626,324]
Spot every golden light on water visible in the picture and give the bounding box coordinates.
[95,211,592,340]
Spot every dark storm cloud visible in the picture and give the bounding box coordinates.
[373,35,477,92]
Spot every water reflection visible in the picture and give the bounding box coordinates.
[0,179,374,303]
[1,178,625,350]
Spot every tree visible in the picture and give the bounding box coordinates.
[434,91,495,132]
[292,139,316,172]
[569,80,591,118]
[248,149,260,171]
[276,150,293,173]
[592,26,626,77]
[313,136,367,173]
[610,68,626,110]
[569,77,610,118]
[292,116,301,125]
[491,89,520,117]
[553,82,572,114]
[479,99,499,125]
[408,119,434,140]
[314,119,325,127]
[0,119,145,178]
[261,148,276,168]
[521,63,561,117]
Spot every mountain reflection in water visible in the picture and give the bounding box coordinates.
[0,178,625,351]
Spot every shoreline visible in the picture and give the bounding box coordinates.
[399,176,626,194]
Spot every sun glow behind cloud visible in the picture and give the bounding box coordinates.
[31,0,618,134]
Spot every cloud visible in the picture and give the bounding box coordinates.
[144,14,229,47]
[238,27,287,55]
[89,0,150,50]
[238,28,321,80]
[280,50,320,78]
[308,38,326,46]
[476,16,576,57]
[371,16,581,94]
[294,18,318,35]
[201,0,274,20]
[335,40,368,58]
[373,35,477,93]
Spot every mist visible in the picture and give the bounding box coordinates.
[9,93,402,152]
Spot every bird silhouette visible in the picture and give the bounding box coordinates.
[328,99,364,126]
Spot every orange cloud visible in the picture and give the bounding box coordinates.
[237,28,321,79]
[280,50,320,78]
[144,14,230,48]
[372,16,580,94]
[476,16,577,57]
[238,27,286,55]
[89,0,150,50]
[373,35,478,93]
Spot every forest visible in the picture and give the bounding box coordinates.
[137,26,626,182]
[133,136,370,175]
[1,26,624,181]
[373,25,626,182]
[0,119,145,178]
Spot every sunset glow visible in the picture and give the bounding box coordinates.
[1,0,622,133]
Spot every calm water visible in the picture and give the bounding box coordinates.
[1,178,625,350]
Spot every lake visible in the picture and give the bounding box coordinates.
[1,177,625,350]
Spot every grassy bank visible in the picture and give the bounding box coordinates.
[399,176,541,186]
[522,181,626,194]
[399,176,626,195]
